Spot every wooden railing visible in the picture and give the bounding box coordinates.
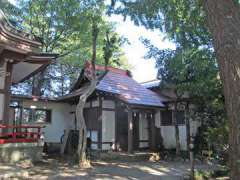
[0,125,42,144]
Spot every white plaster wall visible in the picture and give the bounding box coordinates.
[179,126,187,150]
[139,113,149,148]
[12,62,41,83]
[102,110,115,150]
[155,110,161,128]
[190,119,201,136]
[160,125,187,150]
[160,126,176,149]
[87,130,98,150]
[92,99,99,107]
[22,100,74,143]
[102,100,115,109]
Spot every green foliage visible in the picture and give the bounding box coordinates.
[109,0,211,48]
[110,0,227,160]
[142,38,220,98]
[195,168,230,179]
[10,0,129,96]
[195,170,212,180]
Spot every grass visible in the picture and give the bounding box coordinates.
[195,167,229,180]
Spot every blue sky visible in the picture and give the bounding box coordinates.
[8,0,175,82]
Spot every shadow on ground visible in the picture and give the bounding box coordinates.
[0,155,219,180]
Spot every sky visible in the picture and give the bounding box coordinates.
[108,15,175,82]
[8,0,175,82]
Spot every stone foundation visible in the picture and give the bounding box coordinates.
[92,151,153,162]
[0,143,43,163]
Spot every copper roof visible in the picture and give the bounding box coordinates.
[60,67,165,107]
[96,71,165,107]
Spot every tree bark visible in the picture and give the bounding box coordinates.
[76,79,97,164]
[76,18,99,166]
[60,64,64,96]
[203,0,240,178]
[32,70,46,96]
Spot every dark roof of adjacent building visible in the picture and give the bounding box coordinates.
[59,64,166,108]
[11,94,57,102]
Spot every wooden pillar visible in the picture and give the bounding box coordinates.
[98,96,102,150]
[19,100,24,125]
[150,112,157,151]
[185,103,191,153]
[128,108,133,154]
[3,62,13,125]
[0,58,6,124]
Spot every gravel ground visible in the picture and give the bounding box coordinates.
[0,157,220,180]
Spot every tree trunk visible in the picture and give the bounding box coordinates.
[76,18,99,166]
[60,64,64,96]
[32,70,45,96]
[173,101,181,156]
[203,1,240,178]
[76,79,97,165]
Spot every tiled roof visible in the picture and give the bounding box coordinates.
[96,72,165,107]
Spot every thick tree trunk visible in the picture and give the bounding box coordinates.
[204,1,240,178]
[76,79,97,165]
[76,18,99,166]
[173,101,181,156]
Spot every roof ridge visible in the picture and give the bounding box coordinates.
[141,79,160,84]
[84,61,132,77]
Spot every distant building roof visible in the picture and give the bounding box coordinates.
[141,79,161,89]
[11,94,57,102]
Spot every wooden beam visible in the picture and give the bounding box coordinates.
[1,50,26,61]
[128,108,133,154]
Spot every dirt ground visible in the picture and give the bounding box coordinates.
[0,156,220,180]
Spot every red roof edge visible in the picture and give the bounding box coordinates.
[84,61,132,77]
